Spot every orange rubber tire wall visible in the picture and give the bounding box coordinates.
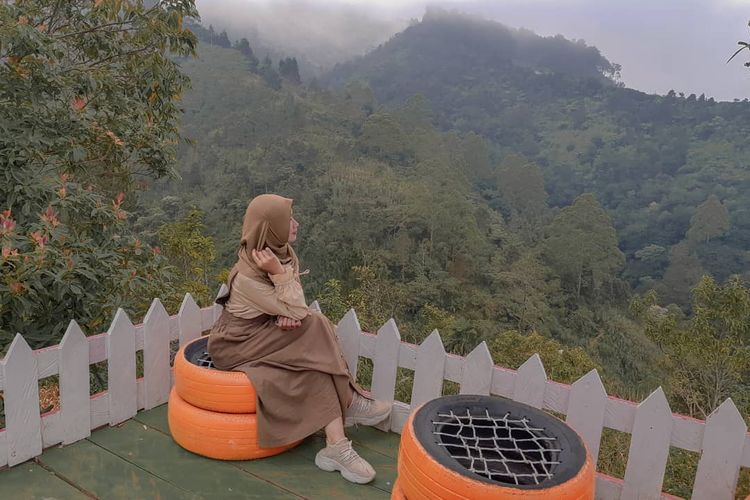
[397,412,595,500]
[173,337,256,414]
[167,388,298,460]
[391,478,408,500]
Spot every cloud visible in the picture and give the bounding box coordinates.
[195,0,750,100]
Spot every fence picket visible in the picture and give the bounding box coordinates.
[691,398,747,499]
[309,300,321,313]
[336,309,363,381]
[566,369,607,463]
[513,354,547,408]
[143,299,170,410]
[371,319,400,431]
[59,321,90,444]
[459,342,493,395]
[2,334,42,466]
[411,331,446,407]
[107,309,137,426]
[622,387,673,499]
[178,293,202,347]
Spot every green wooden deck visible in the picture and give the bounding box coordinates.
[0,405,400,499]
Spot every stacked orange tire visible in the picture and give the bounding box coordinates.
[394,395,595,499]
[168,336,299,460]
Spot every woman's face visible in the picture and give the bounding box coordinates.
[288,216,299,243]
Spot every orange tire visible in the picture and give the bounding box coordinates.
[174,336,256,414]
[167,388,299,460]
[397,395,595,500]
[391,478,408,500]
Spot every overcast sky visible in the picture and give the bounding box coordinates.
[196,0,750,101]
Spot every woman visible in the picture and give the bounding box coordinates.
[208,194,391,485]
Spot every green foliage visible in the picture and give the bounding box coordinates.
[544,193,624,299]
[634,276,750,417]
[157,209,216,307]
[686,194,730,244]
[489,330,597,384]
[0,0,197,350]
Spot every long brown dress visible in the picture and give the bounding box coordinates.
[207,194,364,449]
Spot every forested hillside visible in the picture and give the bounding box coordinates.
[3,3,749,495]
[326,9,750,305]
[131,11,750,489]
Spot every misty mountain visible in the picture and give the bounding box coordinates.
[194,0,409,77]
[323,8,750,294]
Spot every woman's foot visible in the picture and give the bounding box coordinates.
[315,439,376,484]
[345,393,391,427]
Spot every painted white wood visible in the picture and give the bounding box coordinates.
[490,366,517,398]
[0,431,6,468]
[90,393,109,430]
[178,293,202,347]
[397,343,417,370]
[106,309,137,426]
[59,321,91,444]
[2,334,42,466]
[336,309,363,381]
[143,299,170,410]
[691,398,747,500]
[88,333,107,365]
[35,346,58,379]
[371,319,401,431]
[604,397,637,434]
[309,300,321,313]
[358,331,376,360]
[622,387,673,500]
[389,401,412,434]
[566,369,607,464]
[513,354,547,408]
[40,411,62,448]
[459,342,493,395]
[595,475,623,500]
[543,380,571,414]
[411,331,446,407]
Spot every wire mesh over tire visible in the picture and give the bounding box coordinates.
[174,336,256,414]
[398,395,595,499]
[167,388,298,460]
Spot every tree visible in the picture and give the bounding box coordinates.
[634,276,750,418]
[543,194,624,299]
[259,55,282,90]
[215,30,231,48]
[657,242,705,309]
[278,57,301,85]
[727,21,750,68]
[489,331,598,384]
[158,209,217,306]
[236,38,259,72]
[686,194,730,244]
[0,0,197,349]
[496,154,548,241]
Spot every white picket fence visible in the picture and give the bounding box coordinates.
[0,288,748,500]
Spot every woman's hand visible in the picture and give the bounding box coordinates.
[251,248,285,276]
[276,316,302,331]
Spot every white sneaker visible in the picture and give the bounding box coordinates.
[345,394,391,427]
[314,439,376,484]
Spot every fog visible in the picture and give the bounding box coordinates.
[195,0,750,101]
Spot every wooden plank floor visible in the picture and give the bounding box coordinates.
[0,405,400,499]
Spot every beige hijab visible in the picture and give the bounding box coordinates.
[217,194,299,304]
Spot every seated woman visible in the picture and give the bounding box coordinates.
[208,194,391,484]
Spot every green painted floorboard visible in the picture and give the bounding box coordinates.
[88,420,297,499]
[1,403,400,500]
[38,439,199,500]
[0,461,88,500]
